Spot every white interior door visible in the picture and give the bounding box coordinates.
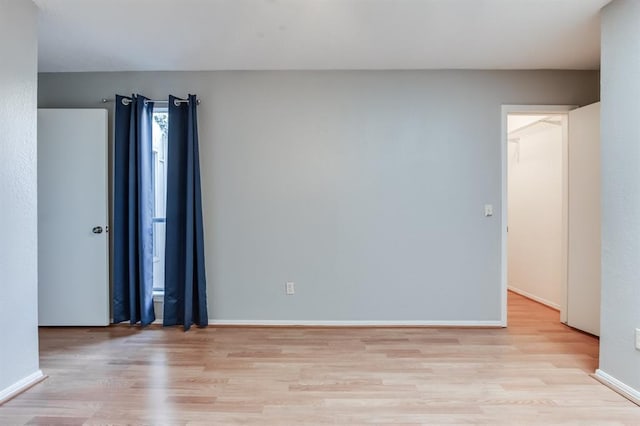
[566,102,601,336]
[38,109,109,326]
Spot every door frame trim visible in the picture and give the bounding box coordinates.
[500,104,575,327]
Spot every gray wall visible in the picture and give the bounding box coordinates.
[0,0,40,393]
[600,0,640,392]
[38,70,599,322]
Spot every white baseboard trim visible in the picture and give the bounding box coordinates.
[508,286,561,311]
[0,370,46,405]
[150,300,501,327]
[206,319,503,327]
[593,369,640,406]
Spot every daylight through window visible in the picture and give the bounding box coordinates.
[152,108,168,292]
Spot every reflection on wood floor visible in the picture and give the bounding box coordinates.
[1,291,637,425]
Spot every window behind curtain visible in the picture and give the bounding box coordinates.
[151,107,168,292]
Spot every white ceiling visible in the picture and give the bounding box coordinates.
[34,0,611,73]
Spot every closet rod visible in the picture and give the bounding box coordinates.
[508,116,561,135]
[100,97,201,106]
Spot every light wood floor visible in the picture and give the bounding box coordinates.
[1,292,638,425]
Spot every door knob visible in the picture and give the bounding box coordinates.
[92,226,103,234]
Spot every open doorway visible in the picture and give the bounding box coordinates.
[500,104,601,335]
[506,113,568,315]
[500,105,573,327]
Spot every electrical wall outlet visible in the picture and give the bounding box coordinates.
[285,281,295,295]
[635,328,640,351]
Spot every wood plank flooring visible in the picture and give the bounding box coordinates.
[1,291,638,425]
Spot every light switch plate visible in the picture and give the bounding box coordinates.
[286,282,295,295]
[484,204,494,217]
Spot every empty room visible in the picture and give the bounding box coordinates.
[1,0,639,424]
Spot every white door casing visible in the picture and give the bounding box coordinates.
[501,105,574,327]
